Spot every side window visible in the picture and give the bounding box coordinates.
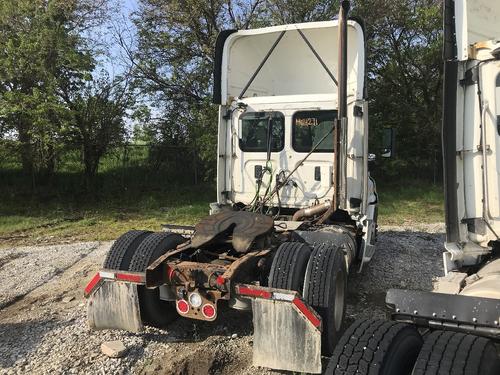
[239,112,285,152]
[496,74,500,135]
[292,110,336,152]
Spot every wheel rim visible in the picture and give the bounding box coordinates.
[334,274,345,332]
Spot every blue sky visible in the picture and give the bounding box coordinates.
[122,0,138,14]
[98,0,139,77]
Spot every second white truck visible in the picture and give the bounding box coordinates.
[327,1,500,374]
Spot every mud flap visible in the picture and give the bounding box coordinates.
[87,280,143,333]
[236,285,322,374]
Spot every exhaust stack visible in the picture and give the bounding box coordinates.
[319,1,350,224]
[336,0,350,211]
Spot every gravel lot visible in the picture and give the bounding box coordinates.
[0,224,445,375]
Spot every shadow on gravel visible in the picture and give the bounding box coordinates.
[0,318,72,368]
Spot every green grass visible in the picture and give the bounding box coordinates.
[0,166,444,247]
[0,150,206,247]
[377,181,444,225]
[0,183,215,247]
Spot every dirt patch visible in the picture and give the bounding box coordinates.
[140,335,253,375]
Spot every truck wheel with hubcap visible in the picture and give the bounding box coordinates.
[128,232,186,327]
[268,242,312,292]
[303,243,348,355]
[103,230,152,270]
[326,319,422,375]
[412,331,500,375]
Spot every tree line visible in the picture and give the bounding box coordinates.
[0,0,442,196]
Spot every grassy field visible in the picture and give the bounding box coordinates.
[0,185,212,247]
[377,181,444,225]
[0,174,444,248]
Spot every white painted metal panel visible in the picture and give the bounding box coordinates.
[455,0,500,61]
[220,21,364,103]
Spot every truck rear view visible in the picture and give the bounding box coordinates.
[84,2,379,374]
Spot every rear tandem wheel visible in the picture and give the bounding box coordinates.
[268,241,312,292]
[128,232,186,327]
[103,230,152,270]
[412,331,500,375]
[303,243,348,356]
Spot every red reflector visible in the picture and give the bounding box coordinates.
[293,298,321,328]
[115,273,144,283]
[84,273,102,296]
[166,266,175,280]
[216,276,226,286]
[177,299,189,314]
[202,304,216,319]
[237,286,272,299]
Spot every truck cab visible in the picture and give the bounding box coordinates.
[212,20,376,230]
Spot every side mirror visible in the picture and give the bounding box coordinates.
[381,128,396,158]
[368,153,376,163]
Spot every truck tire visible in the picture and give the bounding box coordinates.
[412,331,500,375]
[268,242,312,292]
[326,319,422,375]
[303,243,347,355]
[128,232,186,327]
[103,230,152,270]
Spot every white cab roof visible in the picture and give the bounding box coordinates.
[220,20,365,104]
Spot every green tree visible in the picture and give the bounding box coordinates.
[0,0,95,179]
[127,0,266,181]
[60,74,131,191]
[355,0,443,181]
[265,0,339,23]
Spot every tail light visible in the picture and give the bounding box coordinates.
[176,299,189,314]
[202,304,216,319]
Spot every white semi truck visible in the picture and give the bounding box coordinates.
[84,2,378,373]
[327,1,500,374]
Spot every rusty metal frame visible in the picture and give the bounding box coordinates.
[144,239,273,318]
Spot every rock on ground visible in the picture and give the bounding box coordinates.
[101,341,128,358]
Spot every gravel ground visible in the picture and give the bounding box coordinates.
[0,242,99,309]
[0,225,445,375]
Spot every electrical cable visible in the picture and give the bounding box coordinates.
[258,124,335,208]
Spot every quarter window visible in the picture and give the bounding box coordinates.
[292,110,336,152]
[239,112,285,152]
